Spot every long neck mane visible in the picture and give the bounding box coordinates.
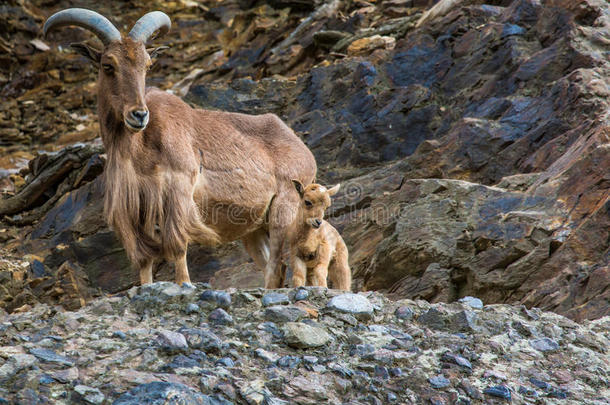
[97,82,161,262]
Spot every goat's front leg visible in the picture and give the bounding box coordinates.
[291,255,307,288]
[309,244,331,288]
[139,258,154,285]
[174,252,191,285]
[264,230,285,289]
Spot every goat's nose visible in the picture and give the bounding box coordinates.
[314,219,322,228]
[129,109,149,125]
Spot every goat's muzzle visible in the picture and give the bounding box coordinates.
[125,109,149,132]
[309,218,322,229]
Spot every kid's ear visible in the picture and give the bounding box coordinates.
[292,179,304,198]
[327,183,341,196]
[147,45,169,59]
[70,42,101,64]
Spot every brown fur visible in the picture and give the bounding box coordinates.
[290,181,351,290]
[66,35,315,286]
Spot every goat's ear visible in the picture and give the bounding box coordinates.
[327,184,340,196]
[70,43,101,64]
[147,45,169,59]
[292,179,304,198]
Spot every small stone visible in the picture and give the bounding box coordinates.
[327,293,374,320]
[389,367,402,377]
[458,296,483,309]
[208,308,233,325]
[277,355,301,368]
[450,310,478,332]
[113,381,214,404]
[180,329,223,353]
[529,338,559,352]
[262,292,290,307]
[483,385,511,400]
[459,380,484,400]
[394,306,414,320]
[294,288,309,301]
[74,385,105,405]
[264,305,307,323]
[240,379,273,405]
[528,377,550,390]
[418,308,447,329]
[113,331,127,340]
[156,330,188,352]
[303,355,318,364]
[254,348,279,363]
[199,290,231,308]
[347,35,396,56]
[548,389,568,399]
[51,367,79,383]
[441,352,472,369]
[429,375,451,389]
[387,392,398,402]
[185,303,200,314]
[502,24,526,38]
[38,374,55,384]
[374,365,390,379]
[518,386,539,398]
[215,357,234,367]
[29,348,74,367]
[282,322,332,348]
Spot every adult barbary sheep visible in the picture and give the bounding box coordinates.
[43,9,316,288]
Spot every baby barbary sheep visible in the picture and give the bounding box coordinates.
[290,180,351,290]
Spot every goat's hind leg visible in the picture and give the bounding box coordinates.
[263,193,294,289]
[330,240,351,291]
[242,228,270,271]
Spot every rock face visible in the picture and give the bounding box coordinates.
[0,0,608,322]
[0,283,607,404]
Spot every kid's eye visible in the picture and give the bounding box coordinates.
[102,63,114,74]
[304,200,312,207]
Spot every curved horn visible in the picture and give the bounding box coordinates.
[43,8,121,46]
[128,11,171,43]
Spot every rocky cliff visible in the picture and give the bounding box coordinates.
[0,0,608,321]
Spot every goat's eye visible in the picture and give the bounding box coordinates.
[102,64,114,74]
[304,200,312,207]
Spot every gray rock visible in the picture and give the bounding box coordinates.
[156,330,188,352]
[254,348,279,363]
[450,310,478,332]
[483,385,512,400]
[264,305,307,323]
[262,292,290,307]
[181,329,223,353]
[185,303,200,314]
[417,309,447,330]
[29,348,74,367]
[74,385,105,404]
[282,322,332,348]
[113,381,216,404]
[199,290,231,308]
[139,282,196,299]
[208,308,234,325]
[428,375,451,389]
[294,288,309,301]
[529,337,559,352]
[394,306,414,320]
[327,293,374,320]
[458,296,484,309]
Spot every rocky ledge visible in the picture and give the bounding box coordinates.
[0,283,608,404]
